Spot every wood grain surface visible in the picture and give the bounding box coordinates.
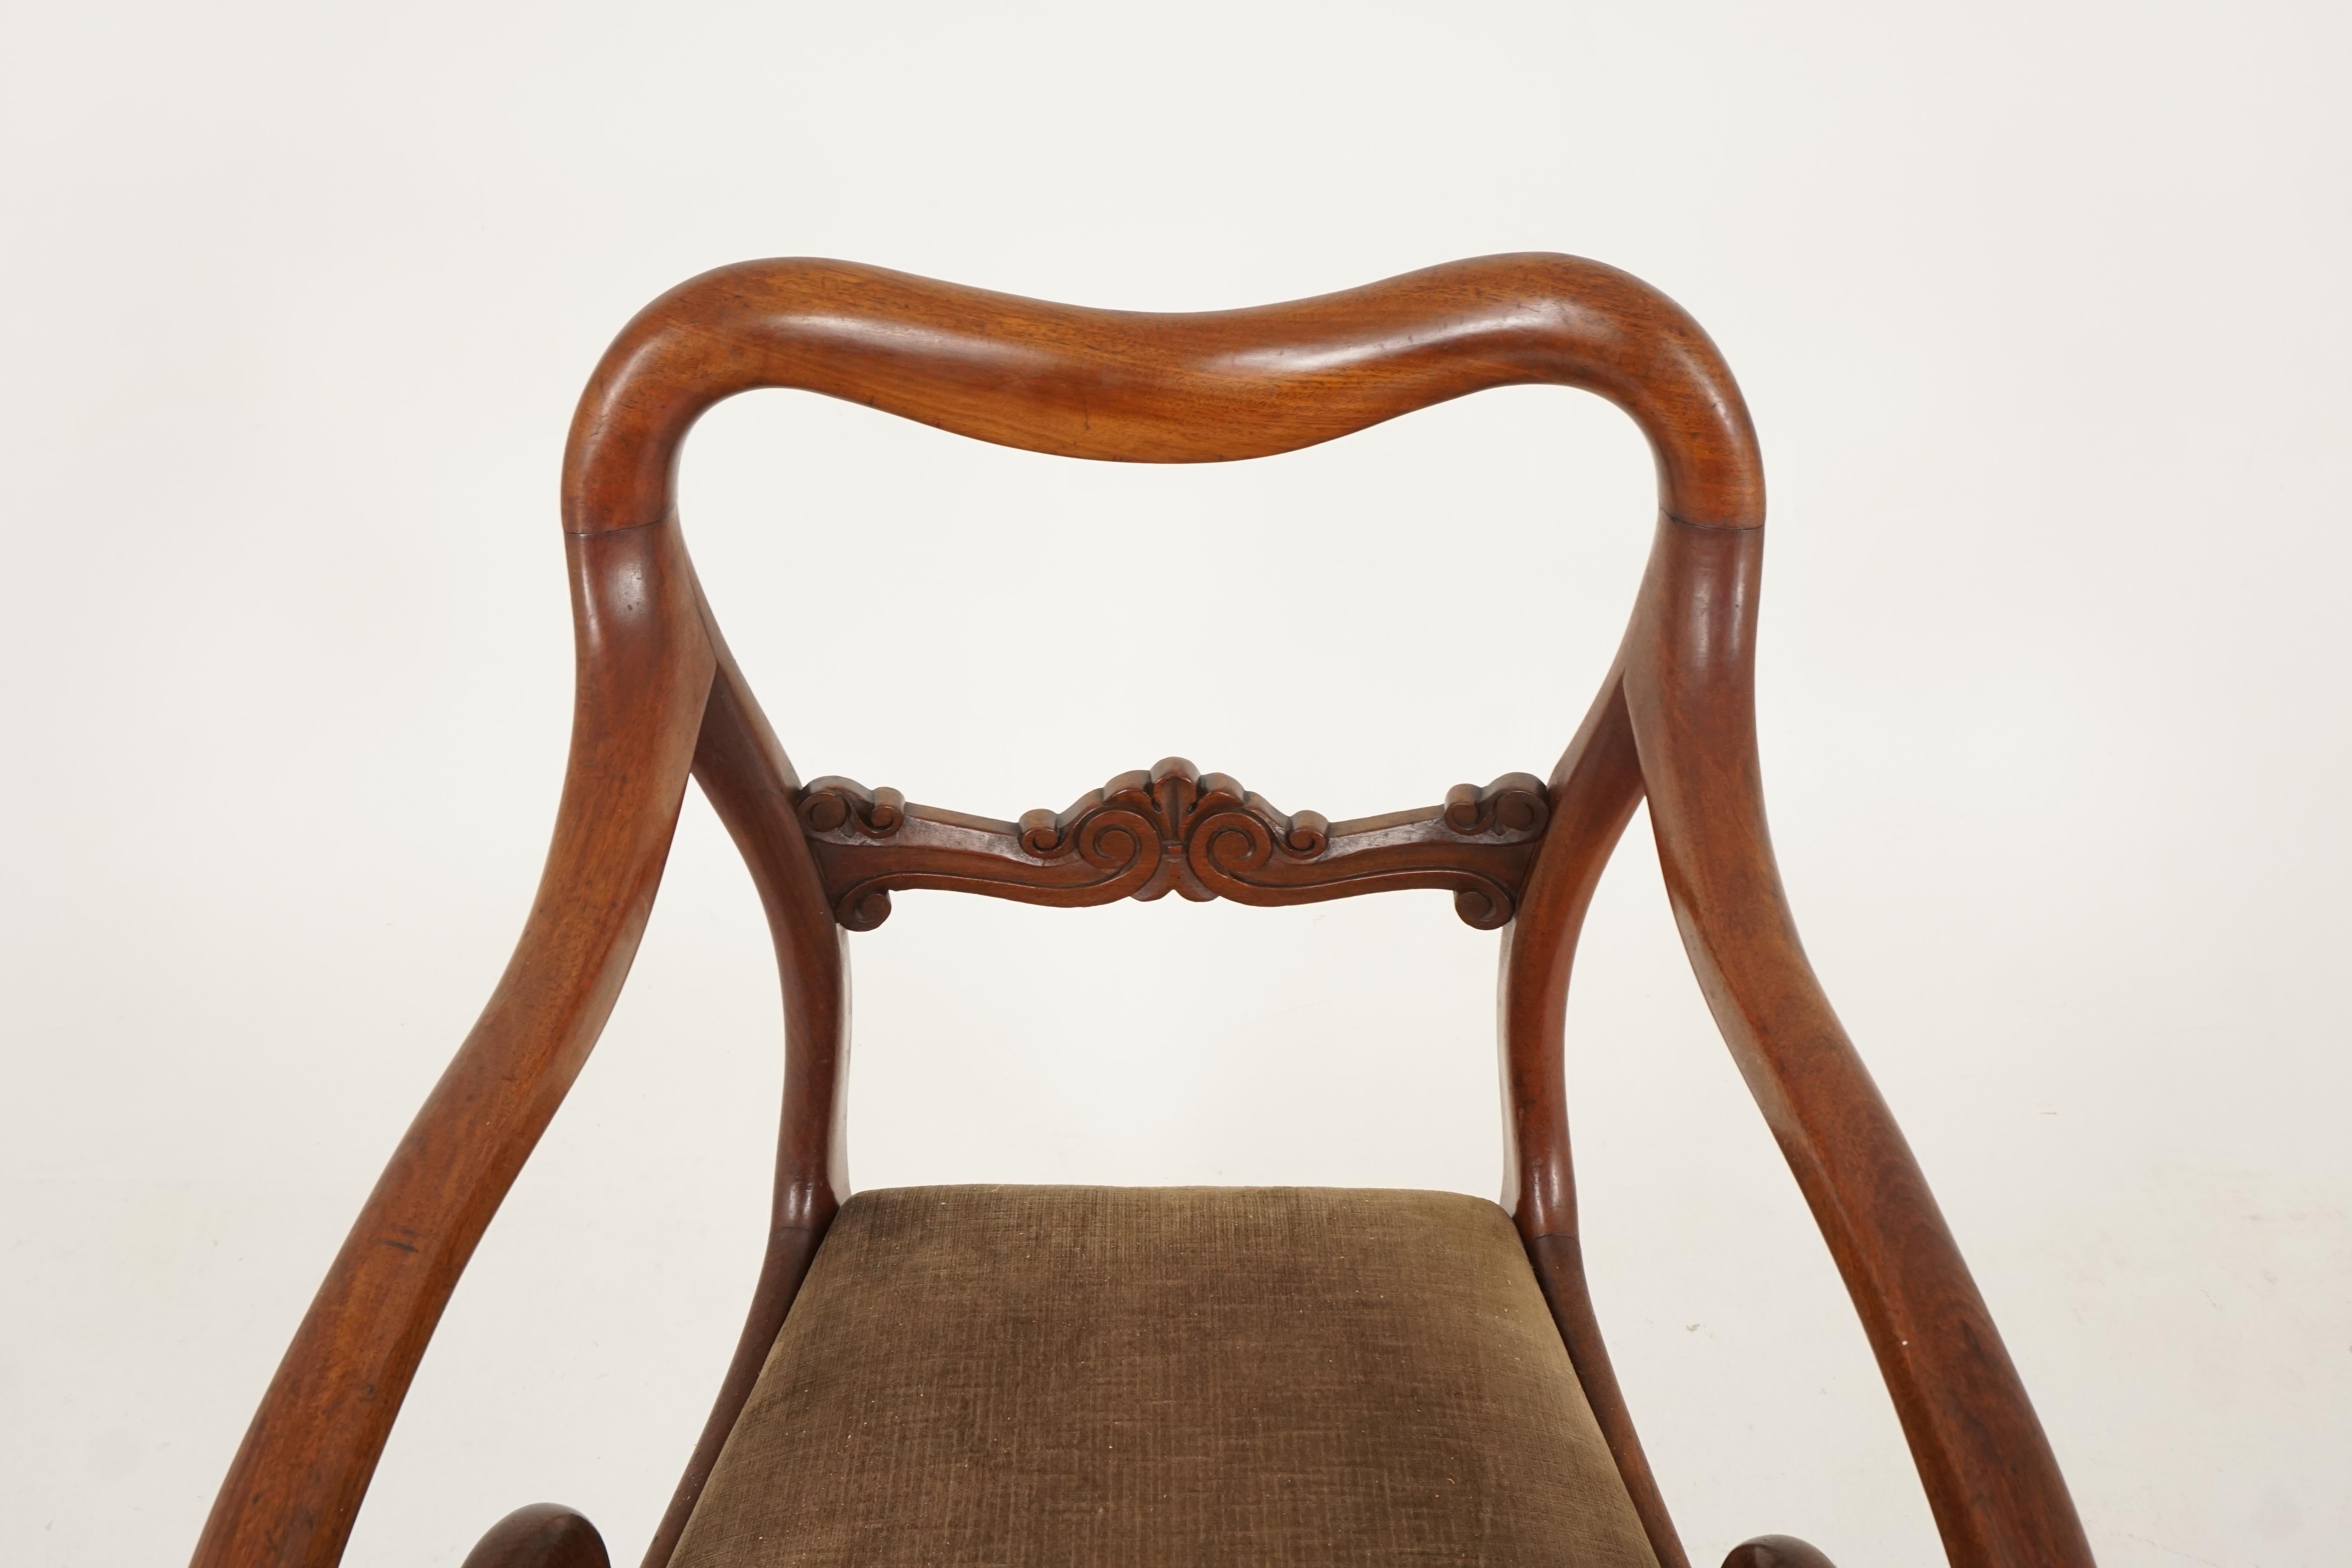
[193,255,2091,1568]
[1721,1534,1842,1568]
[795,760,1551,931]
[458,1505,610,1568]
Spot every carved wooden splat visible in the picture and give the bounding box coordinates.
[795,756,1551,932]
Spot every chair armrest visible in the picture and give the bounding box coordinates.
[1625,517,2094,1567]
[189,523,718,1568]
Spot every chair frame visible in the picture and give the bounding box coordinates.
[189,255,2094,1568]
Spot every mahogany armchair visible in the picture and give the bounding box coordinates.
[191,256,2094,1568]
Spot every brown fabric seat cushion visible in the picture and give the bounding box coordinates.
[671,1186,1657,1568]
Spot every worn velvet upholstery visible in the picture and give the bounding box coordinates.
[670,1185,1657,1568]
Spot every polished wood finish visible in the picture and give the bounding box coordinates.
[1623,517,2089,1566]
[459,1506,610,1568]
[1502,670,1682,1563]
[193,522,715,1568]
[647,612,849,1568]
[193,254,2092,1568]
[558,255,1762,532]
[1722,1535,1840,1568]
[798,760,1550,931]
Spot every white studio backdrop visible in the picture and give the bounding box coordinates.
[2,3,2347,1565]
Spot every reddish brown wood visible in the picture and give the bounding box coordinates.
[797,759,1549,931]
[641,605,850,1568]
[459,1506,610,1568]
[1623,516,2093,1567]
[1503,671,1687,1568]
[1721,1536,1839,1568]
[192,522,715,1568]
[193,254,2092,1568]
[558,254,1763,534]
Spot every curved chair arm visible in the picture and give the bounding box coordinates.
[190,254,2087,1568]
[459,1506,611,1568]
[1623,517,2094,1566]
[190,524,717,1568]
[193,254,1762,1568]
[1722,1536,1838,1568]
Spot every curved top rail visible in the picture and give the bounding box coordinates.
[561,252,1764,535]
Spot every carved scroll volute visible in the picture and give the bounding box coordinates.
[1182,780,1327,900]
[1445,772,1550,837]
[1002,757,1336,906]
[796,777,907,930]
[1439,772,1551,928]
[1016,758,1196,902]
[796,761,1552,932]
[798,776,905,838]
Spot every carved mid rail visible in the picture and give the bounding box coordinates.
[191,254,2096,1568]
[795,757,1550,932]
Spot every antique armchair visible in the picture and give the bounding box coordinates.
[190,256,2094,1568]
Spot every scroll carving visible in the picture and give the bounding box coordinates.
[795,778,905,839]
[795,757,1550,933]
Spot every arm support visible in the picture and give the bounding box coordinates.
[191,253,2087,1568]
[1624,517,2093,1566]
[191,523,716,1568]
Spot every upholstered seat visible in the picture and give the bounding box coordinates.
[670,1187,1657,1568]
[193,258,2095,1568]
